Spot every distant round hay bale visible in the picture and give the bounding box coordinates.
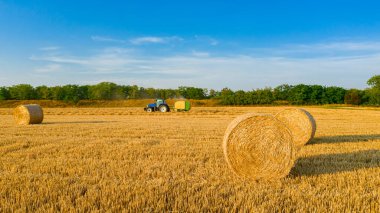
[275,108,316,147]
[223,113,295,181]
[13,104,44,125]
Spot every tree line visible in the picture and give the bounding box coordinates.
[0,75,379,105]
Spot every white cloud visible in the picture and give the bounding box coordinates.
[91,36,126,43]
[29,45,380,89]
[252,41,380,57]
[298,41,380,51]
[91,35,183,45]
[102,47,133,54]
[30,55,89,65]
[192,51,210,57]
[39,46,60,51]
[130,36,164,44]
[34,64,62,73]
[130,36,183,45]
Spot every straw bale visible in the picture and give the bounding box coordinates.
[223,113,295,181]
[275,108,316,147]
[13,104,44,125]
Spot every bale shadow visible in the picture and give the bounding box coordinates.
[310,134,380,144]
[43,121,116,125]
[290,150,380,176]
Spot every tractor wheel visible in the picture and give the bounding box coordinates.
[159,105,169,112]
[146,108,153,112]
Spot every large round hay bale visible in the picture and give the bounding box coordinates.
[13,104,44,125]
[275,108,316,147]
[223,113,295,181]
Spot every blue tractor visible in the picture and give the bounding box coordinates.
[144,98,170,112]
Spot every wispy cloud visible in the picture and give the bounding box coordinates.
[192,51,210,57]
[91,35,183,45]
[39,46,60,51]
[130,36,183,45]
[30,55,89,65]
[91,36,127,43]
[251,41,380,58]
[34,64,62,73]
[29,44,380,89]
[195,35,219,46]
[297,41,380,51]
[130,36,164,44]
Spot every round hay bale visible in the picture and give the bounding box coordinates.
[275,108,316,147]
[13,104,44,125]
[223,113,295,181]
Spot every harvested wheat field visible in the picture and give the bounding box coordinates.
[0,107,380,212]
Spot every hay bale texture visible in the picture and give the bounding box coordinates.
[13,104,44,125]
[275,108,316,147]
[223,113,296,181]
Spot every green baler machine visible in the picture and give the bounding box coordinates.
[174,100,191,112]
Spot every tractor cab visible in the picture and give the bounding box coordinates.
[156,99,165,106]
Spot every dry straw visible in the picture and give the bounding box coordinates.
[223,113,295,181]
[13,104,44,125]
[275,108,316,147]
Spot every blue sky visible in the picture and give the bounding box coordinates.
[1,0,380,89]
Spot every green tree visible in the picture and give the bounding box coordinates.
[8,84,36,100]
[322,86,346,104]
[255,88,274,104]
[309,85,324,104]
[128,85,140,99]
[62,85,84,103]
[366,75,380,105]
[88,82,125,100]
[344,89,362,105]
[166,89,178,99]
[289,84,311,104]
[0,87,10,100]
[234,90,246,105]
[367,75,380,89]
[50,86,65,100]
[208,89,217,98]
[273,84,292,101]
[78,85,90,100]
[145,88,157,98]
[178,86,206,99]
[220,87,234,105]
[35,85,51,100]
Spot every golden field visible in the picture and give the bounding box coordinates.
[0,107,379,212]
